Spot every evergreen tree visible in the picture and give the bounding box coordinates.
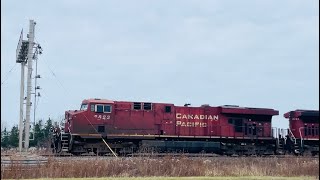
[40,117,55,148]
[44,117,53,139]
[30,119,45,147]
[1,127,10,148]
[1,118,58,148]
[9,125,19,147]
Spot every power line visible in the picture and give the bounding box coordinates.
[1,63,18,86]
[42,59,72,98]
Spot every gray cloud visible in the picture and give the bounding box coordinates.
[1,0,319,129]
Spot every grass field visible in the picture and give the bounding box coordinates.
[1,156,319,179]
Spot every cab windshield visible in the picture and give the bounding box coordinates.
[80,104,88,111]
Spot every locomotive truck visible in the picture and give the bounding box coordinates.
[50,98,319,156]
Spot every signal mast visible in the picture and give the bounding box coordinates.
[16,20,42,152]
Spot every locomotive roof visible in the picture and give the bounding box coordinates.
[81,98,279,116]
[82,98,114,104]
[284,109,319,118]
[218,106,279,116]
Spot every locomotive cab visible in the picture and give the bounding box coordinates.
[64,98,114,136]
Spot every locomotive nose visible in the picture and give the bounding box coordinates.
[65,111,74,132]
[65,110,76,121]
[65,111,71,122]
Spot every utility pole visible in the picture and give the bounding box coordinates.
[24,20,36,150]
[19,62,25,151]
[16,29,28,152]
[16,20,42,152]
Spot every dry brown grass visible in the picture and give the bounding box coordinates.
[1,148,50,156]
[1,156,319,179]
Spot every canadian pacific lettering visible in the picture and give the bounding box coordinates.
[176,121,207,127]
[176,113,219,121]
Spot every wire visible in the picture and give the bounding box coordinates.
[41,58,72,98]
[1,63,18,86]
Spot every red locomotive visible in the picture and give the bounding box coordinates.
[283,110,319,155]
[50,98,319,156]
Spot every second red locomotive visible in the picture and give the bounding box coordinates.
[284,110,319,155]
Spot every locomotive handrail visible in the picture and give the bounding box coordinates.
[288,128,296,144]
[271,127,278,138]
[271,127,279,146]
[103,124,273,139]
[68,126,72,149]
[212,124,272,139]
[280,129,287,144]
[298,127,304,148]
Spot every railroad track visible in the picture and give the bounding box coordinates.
[2,152,318,161]
[1,154,317,168]
[37,153,319,159]
[1,159,48,166]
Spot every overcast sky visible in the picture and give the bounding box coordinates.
[1,0,319,130]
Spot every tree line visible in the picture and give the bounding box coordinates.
[1,118,56,148]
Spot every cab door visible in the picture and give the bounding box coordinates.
[245,120,257,139]
[256,122,264,137]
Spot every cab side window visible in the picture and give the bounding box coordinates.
[95,104,112,113]
[104,105,111,113]
[165,106,171,113]
[96,105,104,113]
[90,104,95,112]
